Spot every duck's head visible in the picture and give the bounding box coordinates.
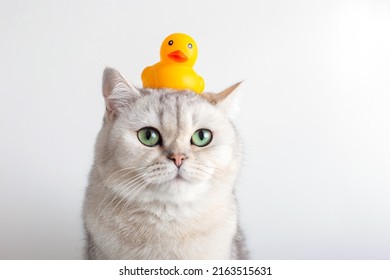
[160,33,198,67]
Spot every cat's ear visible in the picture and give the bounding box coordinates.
[102,67,141,120]
[202,81,243,118]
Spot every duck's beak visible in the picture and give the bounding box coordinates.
[168,50,188,63]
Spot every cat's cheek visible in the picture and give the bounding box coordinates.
[202,145,234,170]
[178,168,197,183]
[178,164,210,183]
[143,163,178,185]
[113,134,158,169]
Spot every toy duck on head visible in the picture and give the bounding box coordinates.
[141,33,205,94]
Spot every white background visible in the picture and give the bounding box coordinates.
[1,0,389,259]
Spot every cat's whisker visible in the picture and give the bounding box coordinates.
[147,169,174,185]
[104,178,146,222]
[98,164,165,224]
[94,167,144,220]
[112,172,146,193]
[193,161,224,172]
[103,182,151,255]
[114,181,151,229]
[97,186,146,237]
[193,167,214,176]
[102,166,144,187]
[107,180,147,260]
[95,173,146,223]
[100,174,145,207]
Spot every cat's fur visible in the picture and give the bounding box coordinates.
[83,67,247,259]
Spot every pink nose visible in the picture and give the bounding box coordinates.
[169,153,187,167]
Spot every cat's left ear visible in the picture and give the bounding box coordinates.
[201,81,243,118]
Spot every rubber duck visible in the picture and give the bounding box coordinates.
[142,33,205,94]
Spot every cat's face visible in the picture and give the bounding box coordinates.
[98,68,241,203]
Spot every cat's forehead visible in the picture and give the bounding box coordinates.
[137,90,214,128]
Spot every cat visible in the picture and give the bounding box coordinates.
[83,67,247,259]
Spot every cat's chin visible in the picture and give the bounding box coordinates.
[173,174,186,182]
[147,179,211,204]
[169,171,208,186]
[158,174,194,186]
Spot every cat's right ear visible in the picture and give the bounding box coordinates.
[102,67,141,121]
[201,82,243,119]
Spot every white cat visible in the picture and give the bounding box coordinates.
[83,68,247,259]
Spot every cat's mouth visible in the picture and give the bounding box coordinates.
[174,173,185,181]
[172,170,189,183]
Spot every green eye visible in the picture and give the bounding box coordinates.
[191,129,212,147]
[137,127,160,147]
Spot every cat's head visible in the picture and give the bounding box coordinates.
[96,67,242,203]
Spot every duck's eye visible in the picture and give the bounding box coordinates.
[188,43,193,49]
[137,127,161,147]
[168,40,174,46]
[191,129,212,147]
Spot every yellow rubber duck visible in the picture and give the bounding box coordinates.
[141,33,205,94]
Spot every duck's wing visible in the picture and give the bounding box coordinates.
[141,65,158,88]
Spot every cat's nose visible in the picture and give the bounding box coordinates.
[169,153,188,168]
